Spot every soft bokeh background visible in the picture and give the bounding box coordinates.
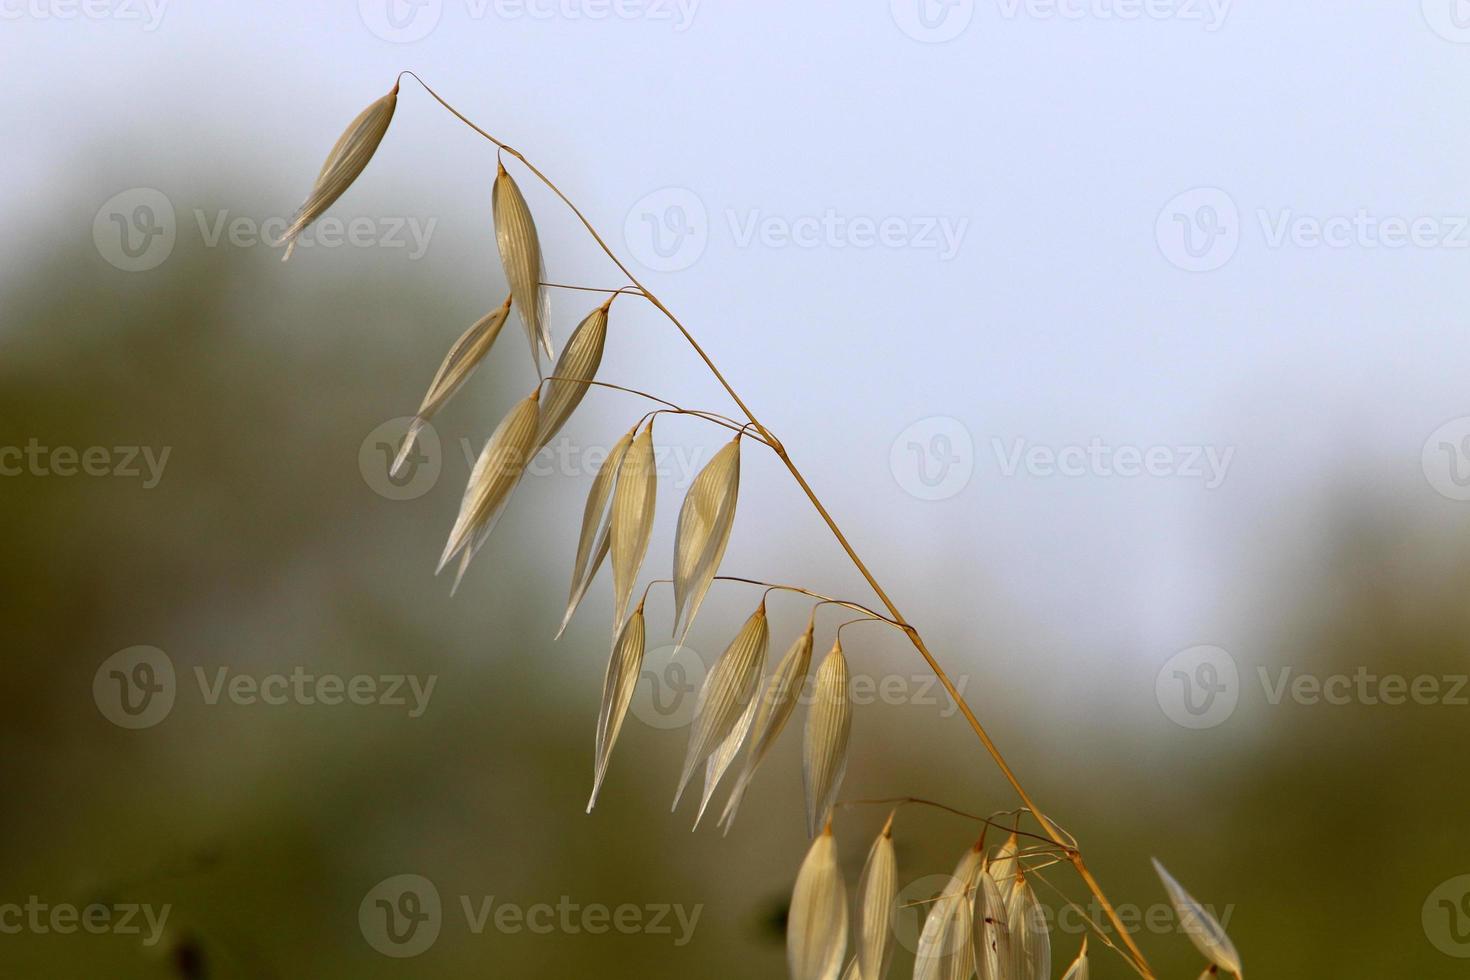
[4,3,1470,976]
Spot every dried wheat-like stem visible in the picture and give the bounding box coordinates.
[282,72,1257,978]
[395,73,1155,977]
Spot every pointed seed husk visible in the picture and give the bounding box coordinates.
[1006,875,1050,980]
[587,602,646,811]
[281,84,398,261]
[973,870,1013,980]
[1060,939,1089,980]
[718,622,815,832]
[536,300,609,449]
[493,161,553,373]
[673,603,768,808]
[393,296,512,476]
[803,638,852,838]
[854,812,898,980]
[1152,858,1242,977]
[437,386,540,583]
[914,844,983,980]
[788,826,848,980]
[556,423,637,638]
[693,675,760,828]
[609,422,657,637]
[671,436,741,641]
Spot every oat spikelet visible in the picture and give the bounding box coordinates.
[493,161,554,374]
[1006,873,1050,980]
[990,834,1020,903]
[854,812,898,980]
[803,637,852,838]
[556,423,637,639]
[1059,938,1089,980]
[693,673,759,829]
[973,870,1013,980]
[609,422,658,637]
[787,825,848,980]
[717,621,815,832]
[914,843,983,980]
[280,84,398,261]
[587,600,646,812]
[393,296,512,476]
[1152,858,1242,977]
[671,435,740,641]
[536,299,610,449]
[437,386,540,591]
[673,603,768,809]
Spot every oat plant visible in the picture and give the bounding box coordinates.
[280,74,1242,980]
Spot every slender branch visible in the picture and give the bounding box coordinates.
[711,575,900,627]
[401,73,1154,979]
[538,376,768,444]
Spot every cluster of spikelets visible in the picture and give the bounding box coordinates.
[280,78,1246,980]
[790,817,1243,980]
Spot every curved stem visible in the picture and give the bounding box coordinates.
[538,376,767,444]
[402,73,1154,979]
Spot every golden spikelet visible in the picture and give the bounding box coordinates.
[535,299,610,449]
[280,84,398,261]
[556,423,637,638]
[717,621,814,832]
[587,600,646,812]
[1060,938,1089,980]
[787,825,848,980]
[1153,859,1242,978]
[393,296,511,476]
[609,421,657,637]
[914,843,983,980]
[673,602,768,809]
[803,637,852,838]
[1006,873,1050,980]
[671,435,740,641]
[853,812,898,980]
[973,869,1013,980]
[437,386,539,592]
[493,161,554,374]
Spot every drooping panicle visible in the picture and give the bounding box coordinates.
[671,435,740,641]
[588,600,647,811]
[673,602,768,809]
[787,825,848,980]
[536,299,609,449]
[493,161,554,374]
[803,636,852,838]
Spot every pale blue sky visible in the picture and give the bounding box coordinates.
[6,1,1470,690]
